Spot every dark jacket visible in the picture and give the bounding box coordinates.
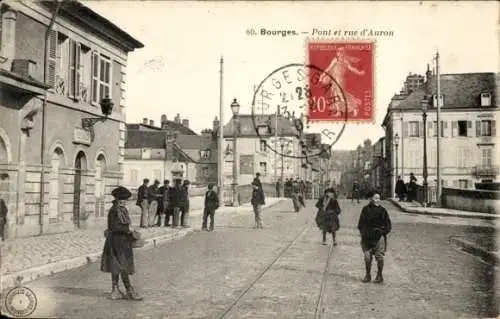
[204,190,220,211]
[158,185,171,201]
[358,202,392,245]
[315,196,341,232]
[178,186,190,211]
[148,185,159,203]
[315,196,341,215]
[251,179,265,206]
[395,180,406,194]
[170,185,182,208]
[136,184,150,206]
[101,202,135,274]
[0,199,7,219]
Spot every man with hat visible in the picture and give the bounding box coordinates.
[136,178,150,228]
[101,186,142,300]
[251,173,265,229]
[179,180,191,227]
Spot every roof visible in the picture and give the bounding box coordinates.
[222,114,298,138]
[125,129,204,150]
[127,120,197,136]
[394,72,497,111]
[42,1,144,51]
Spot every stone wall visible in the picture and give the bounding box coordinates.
[442,187,500,214]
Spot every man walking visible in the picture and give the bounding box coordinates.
[352,180,361,204]
[357,192,392,284]
[136,179,150,228]
[202,184,220,231]
[251,173,265,229]
[395,176,406,202]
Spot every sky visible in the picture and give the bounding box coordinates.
[84,1,498,150]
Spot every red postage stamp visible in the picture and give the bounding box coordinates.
[307,41,374,122]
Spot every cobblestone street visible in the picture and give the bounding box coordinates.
[4,199,498,318]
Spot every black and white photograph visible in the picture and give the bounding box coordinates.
[0,1,498,318]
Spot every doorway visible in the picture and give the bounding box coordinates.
[73,151,87,227]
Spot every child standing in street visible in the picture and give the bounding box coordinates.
[202,184,220,231]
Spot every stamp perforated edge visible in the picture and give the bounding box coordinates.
[304,36,377,125]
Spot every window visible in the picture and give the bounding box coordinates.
[431,121,438,137]
[409,121,420,137]
[91,52,112,105]
[480,120,492,136]
[68,39,82,100]
[202,167,209,177]
[482,148,492,166]
[130,169,138,184]
[259,140,267,152]
[458,179,469,189]
[456,121,468,137]
[456,148,471,168]
[141,148,151,159]
[259,162,267,175]
[200,149,211,160]
[481,93,492,107]
[432,94,444,107]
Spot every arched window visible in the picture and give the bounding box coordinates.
[0,136,7,164]
[49,148,64,220]
[95,154,106,217]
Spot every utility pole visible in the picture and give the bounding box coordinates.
[435,51,442,205]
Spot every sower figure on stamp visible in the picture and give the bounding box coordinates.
[101,186,143,301]
[315,187,341,246]
[358,192,392,284]
[136,178,150,228]
[251,173,265,229]
[202,184,220,231]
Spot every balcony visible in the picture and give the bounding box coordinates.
[473,165,499,178]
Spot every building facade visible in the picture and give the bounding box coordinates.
[123,114,218,191]
[382,69,499,201]
[0,1,142,238]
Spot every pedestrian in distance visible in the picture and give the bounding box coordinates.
[156,180,170,227]
[147,180,160,227]
[170,179,182,227]
[315,187,341,246]
[291,180,302,212]
[358,192,392,284]
[395,176,406,202]
[101,186,143,301]
[202,184,220,231]
[251,173,265,229]
[352,180,361,204]
[180,180,191,227]
[136,178,150,228]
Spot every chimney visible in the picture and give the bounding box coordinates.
[182,119,189,128]
[142,118,148,125]
[425,64,432,92]
[149,120,154,126]
[12,59,37,78]
[161,114,168,129]
[161,114,167,123]
[212,116,220,132]
[174,113,181,123]
[1,8,17,72]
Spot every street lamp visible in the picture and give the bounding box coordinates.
[82,96,114,142]
[421,97,429,206]
[394,132,400,197]
[230,98,240,206]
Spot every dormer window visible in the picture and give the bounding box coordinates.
[481,92,492,107]
[432,94,444,107]
[200,149,211,160]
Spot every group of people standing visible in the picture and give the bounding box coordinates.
[136,178,191,228]
[314,188,392,284]
[395,173,418,202]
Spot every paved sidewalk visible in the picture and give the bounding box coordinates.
[0,198,285,291]
[450,232,499,265]
[389,198,499,220]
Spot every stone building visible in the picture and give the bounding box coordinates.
[382,66,499,201]
[0,1,143,238]
[123,114,218,190]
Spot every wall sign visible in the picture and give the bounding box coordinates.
[73,128,91,146]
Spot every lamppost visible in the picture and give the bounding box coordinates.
[81,96,115,141]
[421,97,429,207]
[230,98,240,206]
[394,133,400,196]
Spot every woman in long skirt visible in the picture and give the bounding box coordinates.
[315,187,341,245]
[101,186,143,301]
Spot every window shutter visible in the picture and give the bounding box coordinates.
[451,121,457,137]
[75,43,82,99]
[476,121,481,137]
[68,40,75,98]
[427,121,433,137]
[403,122,409,137]
[492,120,496,136]
[91,51,99,104]
[468,179,473,189]
[419,121,423,137]
[441,121,447,137]
[47,30,57,87]
[467,121,472,137]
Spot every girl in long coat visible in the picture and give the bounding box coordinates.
[101,186,143,300]
[315,188,341,246]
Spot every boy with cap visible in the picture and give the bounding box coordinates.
[202,184,220,231]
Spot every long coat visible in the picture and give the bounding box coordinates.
[251,179,265,206]
[315,196,341,233]
[100,202,135,274]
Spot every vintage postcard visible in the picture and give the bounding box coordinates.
[0,1,498,318]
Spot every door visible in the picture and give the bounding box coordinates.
[73,152,86,227]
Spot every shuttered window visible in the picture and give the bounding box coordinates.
[47,30,57,87]
[91,52,112,105]
[68,40,82,99]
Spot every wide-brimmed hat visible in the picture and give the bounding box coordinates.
[111,186,132,200]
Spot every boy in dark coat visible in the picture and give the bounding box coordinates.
[358,192,392,284]
[315,188,341,245]
[251,173,265,229]
[180,180,191,227]
[202,184,220,231]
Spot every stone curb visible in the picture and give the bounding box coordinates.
[0,199,286,291]
[449,236,499,265]
[388,198,499,221]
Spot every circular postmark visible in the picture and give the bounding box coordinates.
[3,286,38,317]
[251,63,348,159]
